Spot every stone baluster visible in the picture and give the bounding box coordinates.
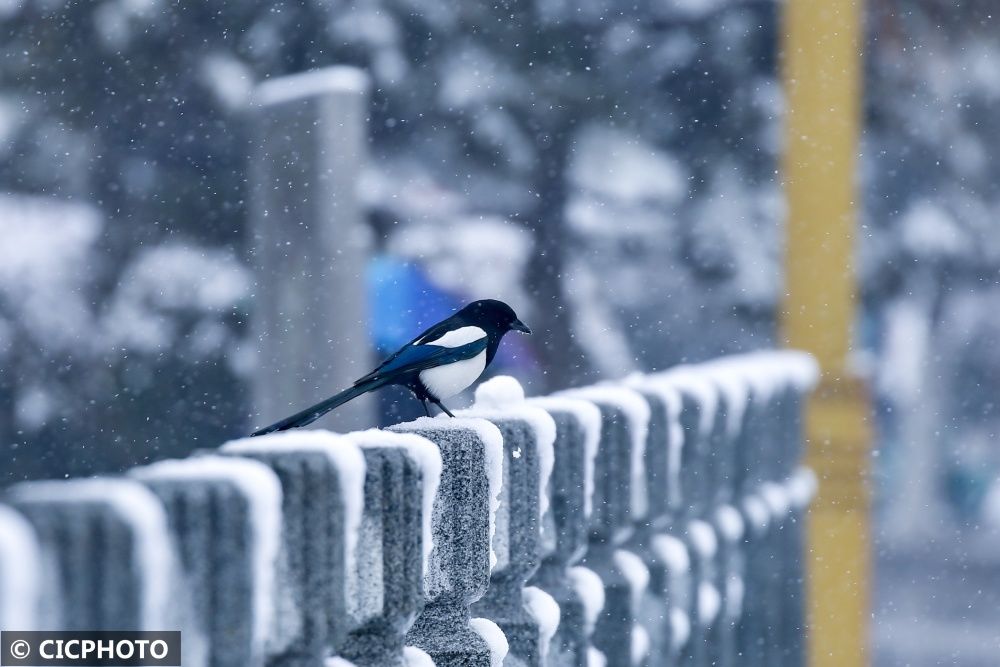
[388,417,507,667]
[557,386,651,667]
[217,431,366,666]
[130,456,284,667]
[8,479,184,639]
[337,430,441,667]
[458,377,558,667]
[0,505,43,632]
[525,395,603,667]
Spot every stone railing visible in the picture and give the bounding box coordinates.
[0,350,819,667]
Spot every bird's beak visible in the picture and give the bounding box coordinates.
[511,319,531,334]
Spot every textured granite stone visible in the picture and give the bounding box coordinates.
[389,417,503,667]
[336,431,432,667]
[557,386,649,667]
[526,397,601,667]
[464,402,555,667]
[219,431,366,667]
[130,456,283,667]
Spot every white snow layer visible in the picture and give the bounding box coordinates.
[623,375,685,508]
[254,66,369,108]
[221,430,366,587]
[526,396,602,518]
[470,617,509,667]
[786,466,819,510]
[12,478,175,630]
[632,626,651,666]
[587,648,608,667]
[131,456,282,650]
[670,608,691,650]
[347,429,442,577]
[0,505,41,630]
[402,646,436,667]
[701,361,750,438]
[558,386,651,518]
[713,505,745,543]
[657,367,719,437]
[652,534,690,575]
[741,495,771,533]
[396,416,504,570]
[468,377,556,524]
[568,565,606,634]
[759,482,791,521]
[686,519,719,559]
[523,586,561,660]
[325,658,358,667]
[698,581,722,626]
[614,550,651,612]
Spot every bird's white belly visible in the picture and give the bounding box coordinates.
[419,350,487,399]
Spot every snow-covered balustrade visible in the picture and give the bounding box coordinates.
[0,350,819,667]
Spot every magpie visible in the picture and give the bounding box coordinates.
[251,299,530,436]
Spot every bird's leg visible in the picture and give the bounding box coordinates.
[430,397,456,418]
[421,399,431,417]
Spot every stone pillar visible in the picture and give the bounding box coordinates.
[461,378,558,667]
[8,479,182,636]
[556,386,651,667]
[130,456,284,667]
[249,66,374,433]
[388,417,506,667]
[218,431,367,666]
[526,396,602,667]
[338,430,441,667]
[0,505,43,632]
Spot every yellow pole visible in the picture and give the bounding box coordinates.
[780,1,870,667]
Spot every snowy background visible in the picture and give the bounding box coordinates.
[1,0,999,663]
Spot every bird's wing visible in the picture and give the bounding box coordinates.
[364,317,462,378]
[354,337,488,386]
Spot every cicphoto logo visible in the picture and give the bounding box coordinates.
[1,632,180,666]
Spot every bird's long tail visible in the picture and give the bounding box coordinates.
[250,379,383,437]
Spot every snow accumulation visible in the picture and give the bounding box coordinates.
[686,519,718,559]
[632,626,651,666]
[0,505,40,630]
[402,646,435,667]
[698,581,722,626]
[346,429,442,577]
[12,478,175,630]
[786,466,819,510]
[468,376,556,524]
[254,66,369,107]
[557,386,651,519]
[395,416,504,570]
[614,549,651,612]
[568,565,606,634]
[526,396,602,518]
[652,534,690,575]
[587,647,608,667]
[131,457,282,650]
[523,586,561,659]
[670,608,691,650]
[740,495,771,534]
[713,504,745,543]
[222,430,366,586]
[469,617,509,667]
[656,367,719,437]
[624,374,685,508]
[325,658,357,667]
[700,361,750,438]
[759,482,791,521]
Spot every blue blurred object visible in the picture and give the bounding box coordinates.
[366,254,462,352]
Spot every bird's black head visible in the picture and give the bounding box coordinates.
[458,299,531,335]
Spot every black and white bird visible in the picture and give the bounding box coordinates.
[251,299,530,436]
